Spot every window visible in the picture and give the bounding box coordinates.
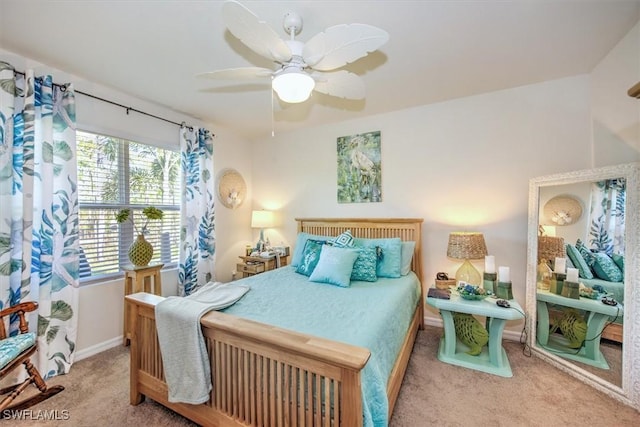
[77,131,181,281]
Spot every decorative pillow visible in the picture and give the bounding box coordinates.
[575,239,596,271]
[331,230,355,248]
[309,245,359,287]
[291,232,332,267]
[565,244,594,279]
[351,246,378,282]
[295,239,326,277]
[564,245,576,270]
[612,253,624,274]
[400,241,416,276]
[354,237,402,278]
[591,252,623,282]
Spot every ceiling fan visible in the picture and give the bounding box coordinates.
[198,0,389,104]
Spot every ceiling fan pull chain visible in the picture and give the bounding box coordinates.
[271,82,275,137]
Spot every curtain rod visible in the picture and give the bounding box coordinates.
[13,69,202,133]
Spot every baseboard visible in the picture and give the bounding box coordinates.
[424,316,524,342]
[75,336,123,361]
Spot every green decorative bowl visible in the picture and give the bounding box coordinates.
[459,293,488,301]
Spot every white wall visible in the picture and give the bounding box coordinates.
[590,21,640,166]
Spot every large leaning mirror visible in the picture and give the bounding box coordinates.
[526,162,640,410]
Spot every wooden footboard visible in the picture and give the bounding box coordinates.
[127,292,421,426]
[127,292,373,426]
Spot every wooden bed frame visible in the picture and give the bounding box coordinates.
[126,218,424,426]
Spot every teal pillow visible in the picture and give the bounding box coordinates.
[331,230,355,248]
[351,246,378,282]
[327,230,377,282]
[566,244,594,279]
[575,239,596,271]
[400,241,416,276]
[295,239,326,277]
[291,232,332,267]
[309,245,359,287]
[354,237,402,278]
[612,253,624,274]
[564,246,576,270]
[591,252,623,282]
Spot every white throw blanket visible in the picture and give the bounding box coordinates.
[155,281,251,404]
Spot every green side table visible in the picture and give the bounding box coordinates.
[426,293,524,377]
[536,290,623,369]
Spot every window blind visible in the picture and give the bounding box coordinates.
[77,131,181,280]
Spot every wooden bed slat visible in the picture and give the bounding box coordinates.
[127,218,423,426]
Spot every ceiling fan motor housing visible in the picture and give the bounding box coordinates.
[283,11,303,36]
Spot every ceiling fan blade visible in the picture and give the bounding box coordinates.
[222,0,292,63]
[311,70,365,100]
[197,67,273,80]
[303,24,389,71]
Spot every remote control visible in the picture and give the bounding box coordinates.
[496,299,510,308]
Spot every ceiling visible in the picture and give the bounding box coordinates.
[1,1,639,140]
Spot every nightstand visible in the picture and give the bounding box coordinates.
[237,255,289,278]
[123,263,163,346]
[426,293,524,377]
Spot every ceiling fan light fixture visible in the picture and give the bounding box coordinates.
[272,70,315,103]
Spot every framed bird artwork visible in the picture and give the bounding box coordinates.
[336,131,382,203]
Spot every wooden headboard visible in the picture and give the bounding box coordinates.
[295,217,424,285]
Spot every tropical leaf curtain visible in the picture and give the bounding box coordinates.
[178,126,215,296]
[0,62,79,379]
[587,178,626,255]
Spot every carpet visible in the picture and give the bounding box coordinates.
[10,326,639,426]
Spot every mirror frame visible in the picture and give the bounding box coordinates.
[526,162,640,410]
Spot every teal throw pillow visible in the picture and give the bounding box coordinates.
[332,230,355,248]
[291,232,332,267]
[400,241,416,276]
[354,237,402,278]
[309,245,359,287]
[575,239,596,270]
[566,244,594,279]
[612,253,624,274]
[351,246,378,282]
[329,230,377,281]
[591,252,623,282]
[564,245,576,270]
[295,239,326,277]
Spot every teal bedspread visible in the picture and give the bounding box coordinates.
[222,266,421,427]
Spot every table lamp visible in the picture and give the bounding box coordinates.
[446,232,488,285]
[537,235,565,267]
[251,210,274,251]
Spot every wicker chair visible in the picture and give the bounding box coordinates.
[0,302,64,412]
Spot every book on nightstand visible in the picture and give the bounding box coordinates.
[428,287,451,300]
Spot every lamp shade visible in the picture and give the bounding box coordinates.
[272,70,315,103]
[537,236,565,263]
[251,210,274,229]
[446,232,488,260]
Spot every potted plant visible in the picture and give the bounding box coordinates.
[116,207,164,267]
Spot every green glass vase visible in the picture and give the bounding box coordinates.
[128,234,153,267]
